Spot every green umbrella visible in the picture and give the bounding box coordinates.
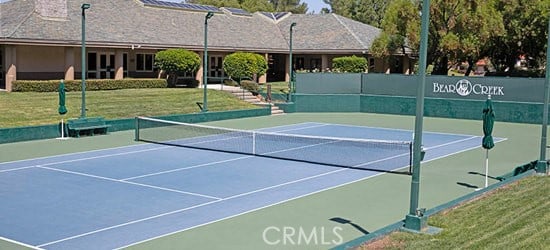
[481,96,495,188]
[58,80,67,115]
[482,97,495,149]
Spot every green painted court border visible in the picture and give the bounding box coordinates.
[0,107,270,144]
[331,169,536,250]
[0,113,545,249]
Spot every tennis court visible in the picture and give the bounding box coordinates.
[0,118,496,250]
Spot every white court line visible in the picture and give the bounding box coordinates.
[116,169,389,250]
[0,141,159,166]
[258,123,330,133]
[0,236,44,250]
[0,145,170,172]
[0,165,36,173]
[122,155,253,181]
[37,166,221,200]
[12,123,500,248]
[423,136,480,150]
[316,122,490,138]
[422,138,508,164]
[37,168,347,248]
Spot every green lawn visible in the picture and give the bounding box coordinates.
[361,175,549,249]
[0,88,258,128]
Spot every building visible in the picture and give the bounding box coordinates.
[0,0,415,92]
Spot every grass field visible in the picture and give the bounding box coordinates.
[361,175,549,249]
[0,88,258,128]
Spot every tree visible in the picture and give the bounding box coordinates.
[428,0,505,75]
[487,0,550,74]
[323,0,391,27]
[223,52,268,82]
[154,49,201,87]
[372,0,506,75]
[270,0,307,13]
[369,0,419,72]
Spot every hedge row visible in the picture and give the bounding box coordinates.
[12,79,168,92]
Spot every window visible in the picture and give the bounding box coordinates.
[136,53,154,71]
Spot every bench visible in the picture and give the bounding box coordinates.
[67,117,111,137]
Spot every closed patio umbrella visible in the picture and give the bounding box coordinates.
[482,95,495,187]
[57,80,68,139]
[58,80,67,115]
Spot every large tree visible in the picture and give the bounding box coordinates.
[187,0,306,13]
[429,0,505,75]
[270,0,307,13]
[487,0,550,73]
[370,0,419,57]
[323,0,391,28]
[372,0,507,75]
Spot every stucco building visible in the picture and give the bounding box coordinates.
[0,0,415,91]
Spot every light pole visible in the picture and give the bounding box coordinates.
[203,11,214,112]
[287,22,296,102]
[404,0,430,232]
[80,3,90,118]
[537,17,550,174]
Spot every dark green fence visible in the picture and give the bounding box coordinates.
[294,73,546,124]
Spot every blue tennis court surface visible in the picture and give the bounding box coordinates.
[0,122,503,249]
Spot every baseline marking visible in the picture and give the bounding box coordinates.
[37,168,348,248]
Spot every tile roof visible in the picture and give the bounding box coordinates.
[0,0,381,53]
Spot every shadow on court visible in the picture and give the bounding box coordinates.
[468,171,504,181]
[330,217,370,235]
[456,182,479,189]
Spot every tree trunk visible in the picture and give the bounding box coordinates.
[464,57,474,76]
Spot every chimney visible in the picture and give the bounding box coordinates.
[35,0,68,19]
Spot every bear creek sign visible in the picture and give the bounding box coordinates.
[432,79,504,97]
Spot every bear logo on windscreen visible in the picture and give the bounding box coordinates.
[455,79,472,96]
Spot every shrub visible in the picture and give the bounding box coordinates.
[240,80,260,95]
[223,52,268,83]
[155,49,200,87]
[176,77,200,88]
[11,79,167,92]
[332,55,368,73]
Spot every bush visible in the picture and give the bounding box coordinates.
[155,49,200,87]
[223,52,268,81]
[332,55,368,73]
[240,80,260,95]
[12,79,167,92]
[175,77,199,88]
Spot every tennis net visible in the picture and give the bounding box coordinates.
[135,116,413,174]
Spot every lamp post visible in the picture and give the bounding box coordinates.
[287,22,296,102]
[202,11,214,112]
[404,0,430,232]
[80,3,90,118]
[537,17,550,174]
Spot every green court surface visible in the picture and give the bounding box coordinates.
[0,113,542,249]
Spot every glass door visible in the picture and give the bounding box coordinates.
[209,56,224,78]
[99,53,115,79]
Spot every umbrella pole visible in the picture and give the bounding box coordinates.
[61,119,64,138]
[485,149,489,188]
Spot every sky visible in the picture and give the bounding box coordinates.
[0,0,329,12]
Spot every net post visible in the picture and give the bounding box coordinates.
[134,117,139,141]
[252,131,256,155]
